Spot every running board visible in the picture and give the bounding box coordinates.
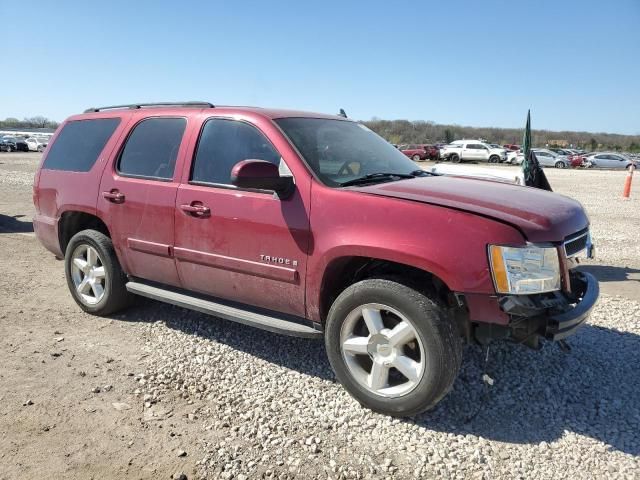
[126,281,323,338]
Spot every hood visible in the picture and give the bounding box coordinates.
[351,176,588,242]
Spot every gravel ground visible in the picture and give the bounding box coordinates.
[138,294,640,479]
[1,152,639,479]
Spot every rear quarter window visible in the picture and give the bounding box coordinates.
[42,118,121,172]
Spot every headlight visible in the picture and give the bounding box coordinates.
[489,245,561,294]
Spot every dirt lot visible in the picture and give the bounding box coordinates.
[1,152,639,479]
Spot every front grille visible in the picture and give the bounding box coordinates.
[564,228,589,257]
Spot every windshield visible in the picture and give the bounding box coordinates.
[275,118,420,187]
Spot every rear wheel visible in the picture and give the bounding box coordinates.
[412,154,422,162]
[555,161,566,169]
[325,278,462,417]
[450,154,460,163]
[64,229,132,316]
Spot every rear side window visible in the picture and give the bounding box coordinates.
[118,118,186,180]
[42,118,120,172]
[190,119,281,185]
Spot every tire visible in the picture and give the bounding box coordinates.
[412,154,422,162]
[64,229,132,316]
[489,155,499,164]
[7,146,13,153]
[325,278,462,417]
[450,153,460,163]
[555,161,566,169]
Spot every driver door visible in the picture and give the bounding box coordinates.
[174,117,311,317]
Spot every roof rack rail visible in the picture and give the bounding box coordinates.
[83,101,215,113]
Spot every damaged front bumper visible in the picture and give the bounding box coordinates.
[473,271,599,347]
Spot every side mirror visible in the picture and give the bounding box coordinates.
[231,159,294,198]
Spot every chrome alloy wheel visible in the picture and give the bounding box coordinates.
[70,244,106,305]
[340,303,425,398]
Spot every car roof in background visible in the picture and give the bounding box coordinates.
[593,152,629,157]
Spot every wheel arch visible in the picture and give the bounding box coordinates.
[58,210,111,255]
[317,255,456,325]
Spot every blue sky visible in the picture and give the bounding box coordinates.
[1,0,638,134]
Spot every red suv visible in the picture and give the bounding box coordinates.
[33,102,598,417]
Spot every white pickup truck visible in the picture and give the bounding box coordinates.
[439,140,507,163]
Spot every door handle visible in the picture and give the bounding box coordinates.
[180,203,211,218]
[102,190,125,204]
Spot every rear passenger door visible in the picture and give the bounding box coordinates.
[98,116,188,287]
[174,117,310,317]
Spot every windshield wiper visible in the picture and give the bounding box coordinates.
[410,169,440,177]
[339,172,415,187]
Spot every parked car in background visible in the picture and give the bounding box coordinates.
[0,136,29,152]
[532,149,569,168]
[399,144,428,161]
[549,148,573,156]
[26,137,48,152]
[439,140,506,163]
[585,152,637,169]
[568,154,589,168]
[503,144,521,151]
[506,149,523,164]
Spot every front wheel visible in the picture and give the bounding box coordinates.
[555,161,566,169]
[412,154,422,162]
[489,155,499,163]
[450,154,460,163]
[64,229,133,316]
[325,278,462,417]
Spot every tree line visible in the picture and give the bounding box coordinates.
[2,115,638,153]
[362,119,640,153]
[0,117,59,130]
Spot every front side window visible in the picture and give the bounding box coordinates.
[191,118,281,185]
[118,117,186,180]
[275,118,420,187]
[43,118,120,172]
